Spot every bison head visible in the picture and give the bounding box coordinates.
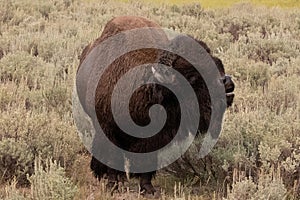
[151,35,235,108]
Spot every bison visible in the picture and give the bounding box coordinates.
[76,16,235,195]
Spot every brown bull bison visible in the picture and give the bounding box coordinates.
[76,16,235,194]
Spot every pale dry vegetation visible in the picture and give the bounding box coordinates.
[0,0,299,199]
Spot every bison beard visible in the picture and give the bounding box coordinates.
[77,16,235,195]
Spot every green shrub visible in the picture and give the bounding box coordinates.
[226,177,257,200]
[0,138,34,185]
[0,108,82,170]
[226,177,287,200]
[226,168,287,200]
[28,157,77,200]
[28,158,77,200]
[0,51,49,89]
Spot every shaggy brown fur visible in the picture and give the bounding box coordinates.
[76,16,234,195]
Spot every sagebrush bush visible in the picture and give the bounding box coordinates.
[226,178,257,200]
[1,109,82,165]
[28,157,77,200]
[226,168,288,200]
[0,138,34,185]
[0,51,49,89]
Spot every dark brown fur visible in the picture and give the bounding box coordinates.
[77,16,234,195]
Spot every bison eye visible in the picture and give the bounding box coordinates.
[222,77,226,84]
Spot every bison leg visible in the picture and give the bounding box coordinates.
[140,172,156,195]
[90,157,120,193]
[90,156,107,180]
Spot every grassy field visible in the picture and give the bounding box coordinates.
[0,0,299,199]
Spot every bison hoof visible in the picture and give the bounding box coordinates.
[140,183,156,195]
